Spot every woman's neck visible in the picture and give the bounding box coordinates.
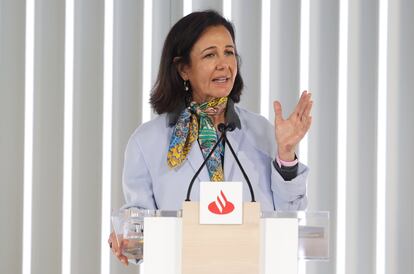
[210,113,226,129]
[192,96,228,129]
[204,107,226,129]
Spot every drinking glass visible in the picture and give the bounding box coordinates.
[111,208,156,264]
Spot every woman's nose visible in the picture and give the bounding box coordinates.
[216,58,229,70]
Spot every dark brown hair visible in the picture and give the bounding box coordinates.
[150,10,244,114]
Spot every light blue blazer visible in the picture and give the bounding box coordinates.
[122,105,308,212]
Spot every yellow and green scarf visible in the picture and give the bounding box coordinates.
[167,97,228,181]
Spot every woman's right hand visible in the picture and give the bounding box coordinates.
[108,231,129,266]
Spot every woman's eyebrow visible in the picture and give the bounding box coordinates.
[201,46,217,54]
[201,45,234,54]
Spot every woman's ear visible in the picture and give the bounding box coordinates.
[174,57,189,80]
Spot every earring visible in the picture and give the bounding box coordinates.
[184,80,190,92]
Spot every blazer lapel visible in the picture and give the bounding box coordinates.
[186,141,210,182]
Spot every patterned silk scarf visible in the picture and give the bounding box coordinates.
[167,97,228,181]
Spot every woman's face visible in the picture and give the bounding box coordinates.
[180,25,238,103]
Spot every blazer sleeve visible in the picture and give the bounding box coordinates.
[122,134,158,210]
[270,161,309,211]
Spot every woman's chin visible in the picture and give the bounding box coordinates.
[193,88,232,102]
[210,87,232,98]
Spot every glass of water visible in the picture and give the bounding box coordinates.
[111,208,156,264]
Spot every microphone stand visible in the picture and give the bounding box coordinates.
[222,127,256,203]
[185,123,256,203]
[185,131,226,201]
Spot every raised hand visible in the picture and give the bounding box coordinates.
[273,91,313,161]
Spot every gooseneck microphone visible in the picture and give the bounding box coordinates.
[219,122,256,203]
[185,123,229,201]
[185,122,256,203]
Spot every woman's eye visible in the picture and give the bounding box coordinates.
[225,50,235,56]
[204,53,215,58]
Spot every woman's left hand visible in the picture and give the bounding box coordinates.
[273,90,313,161]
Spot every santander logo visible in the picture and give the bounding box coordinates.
[208,190,235,215]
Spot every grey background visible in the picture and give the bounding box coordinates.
[0,0,413,274]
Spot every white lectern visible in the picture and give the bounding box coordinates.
[139,202,329,274]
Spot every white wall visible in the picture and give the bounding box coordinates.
[0,0,413,274]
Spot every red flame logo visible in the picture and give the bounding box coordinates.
[208,190,235,215]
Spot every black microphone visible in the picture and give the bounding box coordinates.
[185,123,230,201]
[185,123,256,203]
[219,122,256,202]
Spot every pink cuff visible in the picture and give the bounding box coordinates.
[276,154,298,168]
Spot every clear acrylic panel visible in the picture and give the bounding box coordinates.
[261,211,330,261]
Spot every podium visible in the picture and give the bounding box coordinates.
[139,202,329,274]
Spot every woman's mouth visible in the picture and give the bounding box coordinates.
[212,76,230,83]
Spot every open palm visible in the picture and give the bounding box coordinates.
[274,91,313,161]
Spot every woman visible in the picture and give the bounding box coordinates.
[110,10,312,264]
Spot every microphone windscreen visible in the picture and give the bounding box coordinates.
[218,123,226,133]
